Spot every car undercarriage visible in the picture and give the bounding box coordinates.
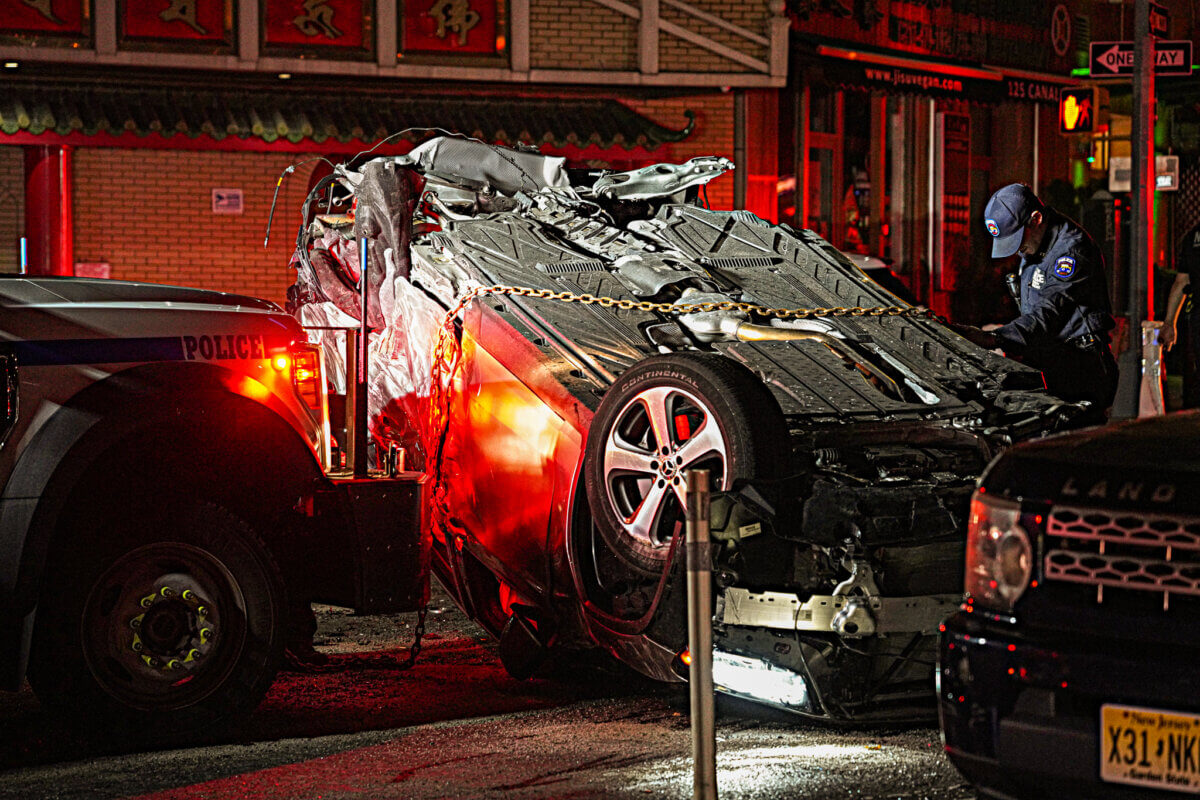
[288,136,1084,722]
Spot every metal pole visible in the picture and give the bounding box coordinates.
[344,329,359,473]
[686,469,717,800]
[1116,0,1156,418]
[795,84,809,229]
[353,236,370,478]
[734,91,747,211]
[1031,107,1039,195]
[926,99,936,299]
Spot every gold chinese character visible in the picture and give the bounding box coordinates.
[429,0,480,47]
[22,0,63,24]
[293,0,343,39]
[159,0,207,35]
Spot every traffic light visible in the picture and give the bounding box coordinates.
[1059,87,1096,134]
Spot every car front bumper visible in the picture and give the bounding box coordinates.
[938,611,1200,800]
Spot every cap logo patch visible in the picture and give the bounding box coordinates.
[986,219,1000,236]
[1053,256,1076,278]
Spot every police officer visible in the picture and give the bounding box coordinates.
[1161,220,1200,407]
[951,183,1117,418]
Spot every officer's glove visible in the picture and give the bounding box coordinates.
[946,322,999,350]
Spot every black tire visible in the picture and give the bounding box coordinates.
[28,501,286,735]
[583,353,790,574]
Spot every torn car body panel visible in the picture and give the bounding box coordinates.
[288,137,1082,722]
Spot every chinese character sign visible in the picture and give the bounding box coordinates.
[122,0,228,42]
[264,0,368,51]
[0,0,88,36]
[404,0,498,54]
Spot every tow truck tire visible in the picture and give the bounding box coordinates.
[28,501,286,735]
[584,353,790,574]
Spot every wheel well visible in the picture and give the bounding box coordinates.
[31,391,332,619]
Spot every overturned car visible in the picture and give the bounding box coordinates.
[288,137,1083,722]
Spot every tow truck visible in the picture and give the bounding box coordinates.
[0,275,425,734]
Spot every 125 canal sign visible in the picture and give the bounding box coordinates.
[1090,40,1193,76]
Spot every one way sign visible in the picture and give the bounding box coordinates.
[1089,40,1193,76]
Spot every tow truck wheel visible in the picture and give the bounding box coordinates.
[583,353,790,574]
[28,502,286,734]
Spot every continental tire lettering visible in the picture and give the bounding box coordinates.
[181,334,267,361]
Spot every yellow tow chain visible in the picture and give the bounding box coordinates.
[435,283,937,322]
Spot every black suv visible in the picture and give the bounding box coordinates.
[939,411,1200,798]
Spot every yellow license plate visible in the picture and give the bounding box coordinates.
[1102,704,1200,793]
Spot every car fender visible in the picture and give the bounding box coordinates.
[0,361,323,690]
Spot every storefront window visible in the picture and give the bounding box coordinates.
[842,90,872,254]
[810,84,836,135]
[807,147,834,241]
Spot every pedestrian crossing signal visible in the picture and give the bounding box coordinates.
[1059,87,1096,134]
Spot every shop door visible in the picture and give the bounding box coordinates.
[806,87,843,247]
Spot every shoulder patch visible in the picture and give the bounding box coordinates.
[1053,256,1076,279]
[986,219,1000,237]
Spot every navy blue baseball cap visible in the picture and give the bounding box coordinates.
[983,184,1044,258]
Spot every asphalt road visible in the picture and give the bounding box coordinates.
[0,583,974,800]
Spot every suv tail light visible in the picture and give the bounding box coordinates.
[965,490,1033,613]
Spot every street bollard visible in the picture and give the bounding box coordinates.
[686,469,717,800]
[1139,320,1164,417]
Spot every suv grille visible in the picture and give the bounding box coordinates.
[1044,506,1200,600]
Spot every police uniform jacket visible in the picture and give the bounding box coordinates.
[994,209,1114,353]
[1182,223,1200,334]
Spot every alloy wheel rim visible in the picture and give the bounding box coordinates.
[602,385,728,548]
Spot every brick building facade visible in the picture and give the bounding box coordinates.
[60,93,741,305]
[0,0,785,304]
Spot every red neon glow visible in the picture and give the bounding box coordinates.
[814,45,1003,82]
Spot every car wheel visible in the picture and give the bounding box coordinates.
[584,353,790,574]
[28,502,286,734]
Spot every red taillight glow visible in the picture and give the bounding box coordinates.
[272,354,290,372]
[679,649,692,667]
[290,346,323,411]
